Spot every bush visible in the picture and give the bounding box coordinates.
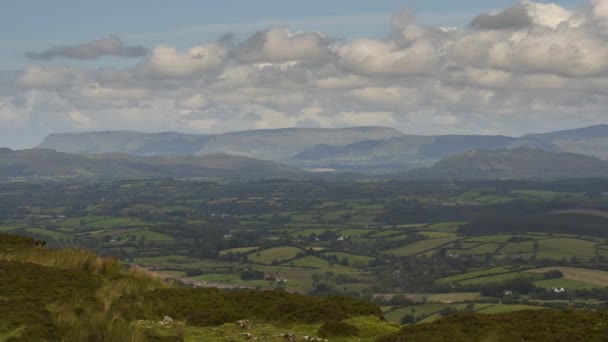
[544,270,564,279]
[318,320,359,338]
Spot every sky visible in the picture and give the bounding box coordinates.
[1,0,606,148]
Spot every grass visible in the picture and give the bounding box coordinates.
[338,228,374,236]
[536,238,597,260]
[247,246,303,264]
[184,316,398,342]
[416,231,458,238]
[287,256,358,275]
[457,243,501,255]
[437,266,524,284]
[512,189,565,201]
[426,222,467,232]
[290,228,342,238]
[321,252,375,265]
[369,230,406,238]
[499,241,535,254]
[23,227,71,240]
[533,278,598,290]
[457,271,542,286]
[219,246,259,256]
[88,217,146,229]
[425,293,487,303]
[475,304,545,314]
[384,238,461,257]
[121,230,175,241]
[527,266,608,287]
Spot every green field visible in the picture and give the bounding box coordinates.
[457,243,501,255]
[533,278,598,290]
[219,247,260,256]
[88,217,146,229]
[475,304,545,314]
[528,267,608,287]
[247,246,303,264]
[438,266,522,284]
[23,227,71,240]
[121,230,175,241]
[338,228,374,236]
[536,238,597,260]
[425,292,487,303]
[499,241,535,254]
[416,231,458,238]
[289,228,342,238]
[457,271,542,286]
[321,252,375,266]
[384,237,461,257]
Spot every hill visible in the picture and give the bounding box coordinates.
[520,124,608,160]
[403,148,608,180]
[35,124,608,174]
[287,135,515,173]
[38,127,404,160]
[0,233,390,341]
[0,148,311,180]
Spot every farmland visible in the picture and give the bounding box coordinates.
[3,178,608,326]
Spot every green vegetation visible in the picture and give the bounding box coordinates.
[247,246,303,264]
[384,238,461,257]
[379,310,608,342]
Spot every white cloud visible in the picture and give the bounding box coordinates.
[143,43,227,78]
[235,29,333,64]
[17,65,76,89]
[6,1,608,148]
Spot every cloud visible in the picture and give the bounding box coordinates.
[17,65,76,89]
[7,1,608,148]
[471,6,533,30]
[234,29,333,64]
[26,36,148,60]
[141,43,227,78]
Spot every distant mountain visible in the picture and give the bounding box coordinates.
[287,135,516,173]
[519,124,608,160]
[403,148,608,180]
[36,124,608,174]
[39,127,404,160]
[0,149,311,180]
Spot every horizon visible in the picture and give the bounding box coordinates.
[3,0,608,149]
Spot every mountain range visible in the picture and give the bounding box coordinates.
[0,149,310,181]
[38,125,608,174]
[0,124,600,181]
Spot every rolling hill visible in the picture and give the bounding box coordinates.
[0,148,311,180]
[403,148,608,181]
[38,127,404,160]
[35,124,608,174]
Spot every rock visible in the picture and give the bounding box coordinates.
[237,319,252,329]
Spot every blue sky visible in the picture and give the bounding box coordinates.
[2,0,607,149]
[0,0,580,70]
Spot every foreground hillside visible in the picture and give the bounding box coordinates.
[3,232,608,341]
[0,233,393,341]
[0,148,310,180]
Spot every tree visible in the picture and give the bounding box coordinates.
[401,314,416,324]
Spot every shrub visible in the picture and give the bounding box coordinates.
[318,320,359,337]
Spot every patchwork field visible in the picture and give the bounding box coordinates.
[247,246,303,264]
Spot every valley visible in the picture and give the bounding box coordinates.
[4,178,608,332]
